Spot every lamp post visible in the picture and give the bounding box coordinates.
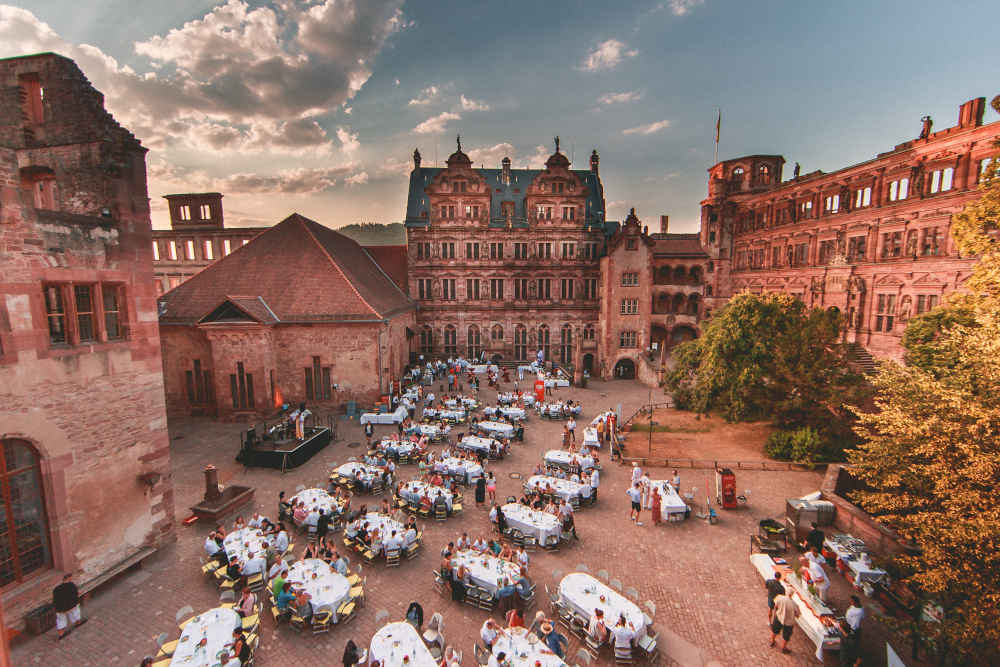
[647,388,654,457]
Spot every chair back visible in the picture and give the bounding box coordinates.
[175,605,194,623]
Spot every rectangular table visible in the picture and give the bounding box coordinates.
[582,427,600,449]
[650,481,688,519]
[360,405,409,425]
[823,534,889,588]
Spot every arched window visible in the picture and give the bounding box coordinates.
[559,324,574,364]
[687,293,700,316]
[443,325,457,355]
[690,266,703,284]
[537,324,550,361]
[467,325,482,358]
[0,440,51,586]
[513,325,528,361]
[672,293,685,313]
[656,293,670,314]
[583,324,595,340]
[657,266,671,284]
[419,325,433,355]
[673,266,687,283]
[758,164,771,185]
[731,166,745,182]
[491,324,503,341]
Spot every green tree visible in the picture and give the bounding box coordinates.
[665,292,868,457]
[848,158,1000,665]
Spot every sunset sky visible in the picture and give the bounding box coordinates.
[3,1,999,231]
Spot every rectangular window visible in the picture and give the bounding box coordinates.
[882,232,903,258]
[537,278,551,299]
[848,236,866,262]
[102,284,124,340]
[168,240,178,261]
[916,294,939,314]
[179,205,191,221]
[561,243,575,259]
[242,239,249,246]
[819,240,836,264]
[185,239,196,260]
[620,299,639,314]
[888,178,909,201]
[464,205,472,218]
[441,242,454,258]
[921,228,941,256]
[304,366,314,401]
[854,187,872,208]
[490,242,504,259]
[772,246,782,267]
[794,243,809,266]
[490,279,504,300]
[514,278,529,300]
[44,284,66,344]
[74,285,95,342]
[442,279,456,300]
[930,167,954,194]
[584,278,597,300]
[537,242,552,259]
[560,279,574,300]
[621,272,639,287]
[824,194,840,213]
[875,294,896,332]
[152,241,160,261]
[537,205,552,220]
[466,242,480,259]
[199,204,211,219]
[619,331,637,348]
[203,240,214,260]
[800,199,814,217]
[626,238,638,250]
[223,239,232,255]
[417,278,432,300]
[562,206,575,221]
[514,242,528,259]
[466,279,480,300]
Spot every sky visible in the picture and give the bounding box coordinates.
[2,0,1000,232]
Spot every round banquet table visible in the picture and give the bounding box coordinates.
[335,462,384,484]
[493,626,567,667]
[222,527,267,568]
[449,549,522,595]
[543,450,595,471]
[289,488,343,517]
[379,439,423,458]
[169,606,241,667]
[359,512,406,549]
[399,481,453,509]
[525,475,589,502]
[458,435,499,454]
[434,457,483,483]
[501,503,561,544]
[407,424,443,438]
[476,421,515,437]
[369,621,437,667]
[484,406,527,421]
[558,572,646,637]
[286,558,350,616]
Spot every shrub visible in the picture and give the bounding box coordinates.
[765,426,823,465]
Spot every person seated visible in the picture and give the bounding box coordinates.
[543,499,558,515]
[275,581,295,616]
[225,555,242,583]
[433,493,449,515]
[333,552,349,576]
[229,626,252,664]
[293,590,313,622]
[293,502,308,525]
[236,587,257,618]
[384,530,404,554]
[489,540,502,556]
[611,614,636,649]
[499,543,514,562]
[473,536,488,552]
[233,515,246,531]
[420,494,433,511]
[204,531,227,565]
[302,543,319,560]
[243,550,266,579]
[516,567,532,598]
[268,554,289,581]
[404,523,419,546]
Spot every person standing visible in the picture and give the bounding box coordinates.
[364,421,374,447]
[765,571,785,624]
[627,483,643,524]
[769,592,800,654]
[52,573,86,639]
[808,556,830,602]
[486,472,497,504]
[845,595,865,638]
[650,486,662,526]
[566,417,576,444]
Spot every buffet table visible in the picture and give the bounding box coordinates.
[649,481,688,519]
[823,534,889,588]
[501,503,561,544]
[360,405,409,425]
[286,558,350,616]
[582,427,599,449]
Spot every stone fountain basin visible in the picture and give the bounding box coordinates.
[191,485,255,523]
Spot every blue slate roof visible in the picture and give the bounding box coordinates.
[404,166,608,230]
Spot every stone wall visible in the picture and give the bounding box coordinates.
[820,465,908,556]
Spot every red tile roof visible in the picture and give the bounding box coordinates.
[362,245,409,292]
[159,213,415,324]
[651,233,708,257]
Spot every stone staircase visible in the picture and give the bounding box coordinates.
[845,342,877,374]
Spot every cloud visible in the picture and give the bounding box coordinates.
[460,95,490,111]
[606,200,630,219]
[217,166,354,194]
[664,0,705,16]
[623,119,671,135]
[345,171,369,186]
[408,85,440,106]
[525,144,551,169]
[580,39,637,72]
[598,90,642,105]
[466,142,514,167]
[337,127,360,153]
[0,1,408,154]
[644,171,679,183]
[413,111,460,134]
[374,156,412,178]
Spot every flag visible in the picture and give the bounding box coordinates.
[715,109,721,144]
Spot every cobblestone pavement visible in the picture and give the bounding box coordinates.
[13,378,904,666]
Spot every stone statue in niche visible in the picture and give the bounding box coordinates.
[911,163,925,196]
[529,281,537,298]
[898,295,913,322]
[836,230,846,256]
[432,280,441,298]
[793,162,801,179]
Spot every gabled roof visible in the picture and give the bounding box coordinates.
[362,245,409,291]
[199,296,279,324]
[159,213,415,325]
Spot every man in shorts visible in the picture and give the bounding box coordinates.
[769,592,800,653]
[53,573,87,639]
[627,482,643,524]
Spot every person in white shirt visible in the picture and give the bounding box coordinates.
[631,462,642,485]
[808,559,830,601]
[627,483,643,524]
[268,555,289,581]
[305,509,320,529]
[457,533,470,550]
[480,618,504,650]
[248,512,263,529]
[611,614,636,648]
[845,595,865,633]
[671,470,681,490]
[204,533,223,559]
[274,526,289,553]
[384,530,404,553]
[516,547,529,568]
[404,526,418,546]
[566,418,576,443]
[640,473,652,509]
[473,537,488,552]
[590,468,600,490]
[489,504,498,524]
[243,551,266,577]
[559,500,573,520]
[334,554,349,575]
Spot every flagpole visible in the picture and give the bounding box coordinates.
[714,108,720,164]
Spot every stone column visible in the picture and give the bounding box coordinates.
[204,465,221,502]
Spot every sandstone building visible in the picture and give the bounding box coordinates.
[157,214,415,418]
[0,54,173,626]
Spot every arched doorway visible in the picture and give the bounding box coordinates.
[0,439,51,585]
[613,358,636,379]
[491,353,503,364]
[513,324,527,361]
[559,324,573,365]
[582,353,594,374]
[467,324,482,359]
[651,325,668,355]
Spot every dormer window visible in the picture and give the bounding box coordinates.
[731,167,745,181]
[454,180,467,193]
[552,182,564,194]
[757,164,771,185]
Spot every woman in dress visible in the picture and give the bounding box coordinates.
[650,486,663,526]
[486,472,497,503]
[475,474,486,507]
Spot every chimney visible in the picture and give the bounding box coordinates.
[502,156,511,186]
[660,215,669,234]
[958,98,986,129]
[590,149,599,176]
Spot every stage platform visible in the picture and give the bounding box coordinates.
[236,426,332,470]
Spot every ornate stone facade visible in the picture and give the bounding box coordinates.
[702,97,1000,359]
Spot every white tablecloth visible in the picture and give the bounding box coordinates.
[369,621,437,667]
[378,439,422,458]
[544,378,571,388]
[360,405,409,425]
[484,406,526,420]
[407,424,443,438]
[289,488,343,517]
[222,527,267,569]
[450,549,522,595]
[335,462,384,484]
[434,457,483,482]
[558,573,646,638]
[544,450,595,471]
[582,428,599,449]
[444,397,478,409]
[526,475,589,502]
[359,512,406,544]
[823,535,888,587]
[399,481,453,510]
[591,412,615,426]
[477,421,514,437]
[493,627,566,667]
[458,435,499,454]
[286,558,351,616]
[497,392,531,405]
[170,607,241,667]
[423,408,465,421]
[649,481,688,517]
[501,503,561,544]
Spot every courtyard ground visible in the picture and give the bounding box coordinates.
[628,408,776,463]
[12,378,911,666]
